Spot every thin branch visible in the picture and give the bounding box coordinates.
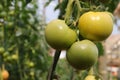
[65,0,74,25]
[75,0,83,23]
[47,50,61,80]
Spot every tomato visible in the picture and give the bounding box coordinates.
[30,71,34,76]
[45,19,77,50]
[7,22,14,29]
[8,10,15,16]
[84,75,96,80]
[0,22,3,27]
[27,61,35,67]
[3,52,9,58]
[78,11,113,41]
[0,11,7,18]
[0,47,5,55]
[2,69,9,80]
[85,75,102,80]
[66,40,98,70]
[105,12,114,21]
[11,54,18,60]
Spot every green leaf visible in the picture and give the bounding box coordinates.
[95,42,104,57]
[54,4,60,11]
[44,0,53,7]
[26,0,32,4]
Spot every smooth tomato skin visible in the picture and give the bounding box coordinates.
[105,12,114,21]
[45,19,77,50]
[66,40,98,70]
[78,12,113,41]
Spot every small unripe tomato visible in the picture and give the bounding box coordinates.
[0,47,5,55]
[78,11,113,41]
[84,75,96,80]
[11,54,18,60]
[85,75,102,80]
[66,40,98,70]
[45,19,77,50]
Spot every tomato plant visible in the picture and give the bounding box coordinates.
[66,40,98,70]
[0,0,50,80]
[0,0,118,80]
[78,11,113,41]
[45,19,77,50]
[45,0,120,79]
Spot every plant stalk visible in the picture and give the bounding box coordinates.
[47,50,61,80]
[65,0,74,25]
[75,0,82,21]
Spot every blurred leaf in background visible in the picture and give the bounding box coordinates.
[0,0,52,80]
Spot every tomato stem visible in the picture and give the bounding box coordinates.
[75,0,82,21]
[65,0,74,25]
[16,49,24,80]
[88,66,94,75]
[47,50,61,80]
[2,64,5,71]
[0,68,3,80]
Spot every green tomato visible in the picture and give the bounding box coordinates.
[8,10,15,16]
[28,62,35,67]
[11,54,18,60]
[0,11,7,17]
[78,11,113,41]
[0,22,3,27]
[25,61,35,67]
[85,75,96,80]
[66,40,98,70]
[104,12,114,21]
[6,22,14,29]
[45,19,77,50]
[0,47,5,54]
[85,75,102,80]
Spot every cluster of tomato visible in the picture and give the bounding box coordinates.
[45,11,113,79]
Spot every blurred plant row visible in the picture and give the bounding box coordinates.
[0,0,51,80]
